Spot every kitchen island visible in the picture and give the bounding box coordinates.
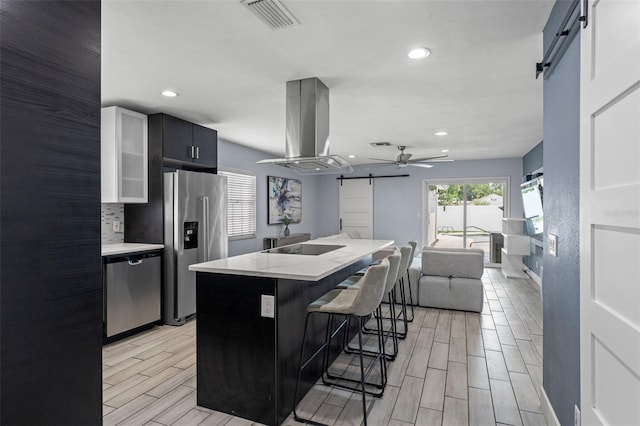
[189,237,393,426]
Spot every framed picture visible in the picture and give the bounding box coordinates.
[268,176,302,224]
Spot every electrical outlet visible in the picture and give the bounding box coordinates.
[112,220,122,233]
[574,405,581,426]
[261,295,274,318]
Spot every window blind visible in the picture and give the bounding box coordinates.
[218,170,256,240]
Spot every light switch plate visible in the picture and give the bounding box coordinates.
[261,295,275,318]
[548,233,557,257]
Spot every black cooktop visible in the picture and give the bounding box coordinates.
[262,243,345,256]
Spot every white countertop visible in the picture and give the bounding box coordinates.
[101,243,164,256]
[188,238,394,281]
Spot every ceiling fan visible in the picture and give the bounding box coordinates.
[369,146,453,168]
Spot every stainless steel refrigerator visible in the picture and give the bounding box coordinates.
[164,170,228,325]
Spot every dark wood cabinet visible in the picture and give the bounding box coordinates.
[153,113,217,168]
[193,123,218,166]
[162,113,193,162]
[125,113,218,244]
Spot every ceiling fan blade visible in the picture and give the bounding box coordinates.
[416,159,454,163]
[408,163,433,168]
[368,157,397,163]
[408,154,449,162]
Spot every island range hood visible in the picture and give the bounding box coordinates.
[257,77,352,174]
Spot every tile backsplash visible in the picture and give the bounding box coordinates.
[101,203,124,244]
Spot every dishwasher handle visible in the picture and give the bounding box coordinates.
[104,251,161,265]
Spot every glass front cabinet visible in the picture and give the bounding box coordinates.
[101,106,148,203]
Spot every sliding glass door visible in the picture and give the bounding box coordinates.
[423,178,508,264]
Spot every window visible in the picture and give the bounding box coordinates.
[423,178,509,265]
[218,170,256,240]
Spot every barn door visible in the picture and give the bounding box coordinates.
[339,178,373,238]
[579,1,640,424]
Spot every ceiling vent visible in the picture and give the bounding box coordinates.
[241,0,299,30]
[369,142,393,148]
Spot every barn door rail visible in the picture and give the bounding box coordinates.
[536,0,587,79]
[337,173,409,185]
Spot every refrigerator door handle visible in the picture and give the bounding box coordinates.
[201,196,210,261]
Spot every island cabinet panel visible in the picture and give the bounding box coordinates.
[196,273,277,425]
[196,256,370,426]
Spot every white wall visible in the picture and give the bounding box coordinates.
[435,205,505,233]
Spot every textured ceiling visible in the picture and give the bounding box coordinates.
[102,0,553,166]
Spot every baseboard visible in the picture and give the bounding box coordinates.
[540,386,561,426]
[524,268,542,291]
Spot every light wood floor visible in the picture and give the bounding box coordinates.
[103,268,545,426]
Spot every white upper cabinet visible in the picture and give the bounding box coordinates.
[101,106,148,203]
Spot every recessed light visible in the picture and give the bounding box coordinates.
[348,155,356,158]
[315,168,321,171]
[408,47,431,59]
[161,90,179,97]
[441,149,449,153]
[434,131,448,136]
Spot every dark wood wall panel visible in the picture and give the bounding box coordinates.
[0,2,102,424]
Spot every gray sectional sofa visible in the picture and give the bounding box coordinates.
[408,247,485,313]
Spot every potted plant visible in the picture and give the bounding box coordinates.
[282,215,291,237]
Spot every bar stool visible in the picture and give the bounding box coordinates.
[338,250,402,361]
[387,245,411,339]
[318,259,391,393]
[292,258,390,426]
[405,240,418,322]
[365,245,411,340]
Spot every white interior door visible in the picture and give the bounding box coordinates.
[580,1,640,425]
[339,178,373,238]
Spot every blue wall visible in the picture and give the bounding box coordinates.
[217,138,525,254]
[522,141,544,276]
[523,141,543,178]
[541,1,581,424]
[217,139,325,256]
[316,158,524,248]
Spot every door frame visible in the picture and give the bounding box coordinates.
[422,176,510,265]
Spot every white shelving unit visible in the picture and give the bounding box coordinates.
[501,218,530,278]
[101,106,148,203]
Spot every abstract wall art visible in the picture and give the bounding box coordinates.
[267,176,302,224]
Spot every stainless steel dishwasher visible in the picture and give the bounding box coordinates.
[104,251,161,338]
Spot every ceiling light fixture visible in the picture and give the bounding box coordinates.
[161,90,179,97]
[441,149,450,153]
[434,131,448,136]
[348,155,356,158]
[408,47,431,59]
